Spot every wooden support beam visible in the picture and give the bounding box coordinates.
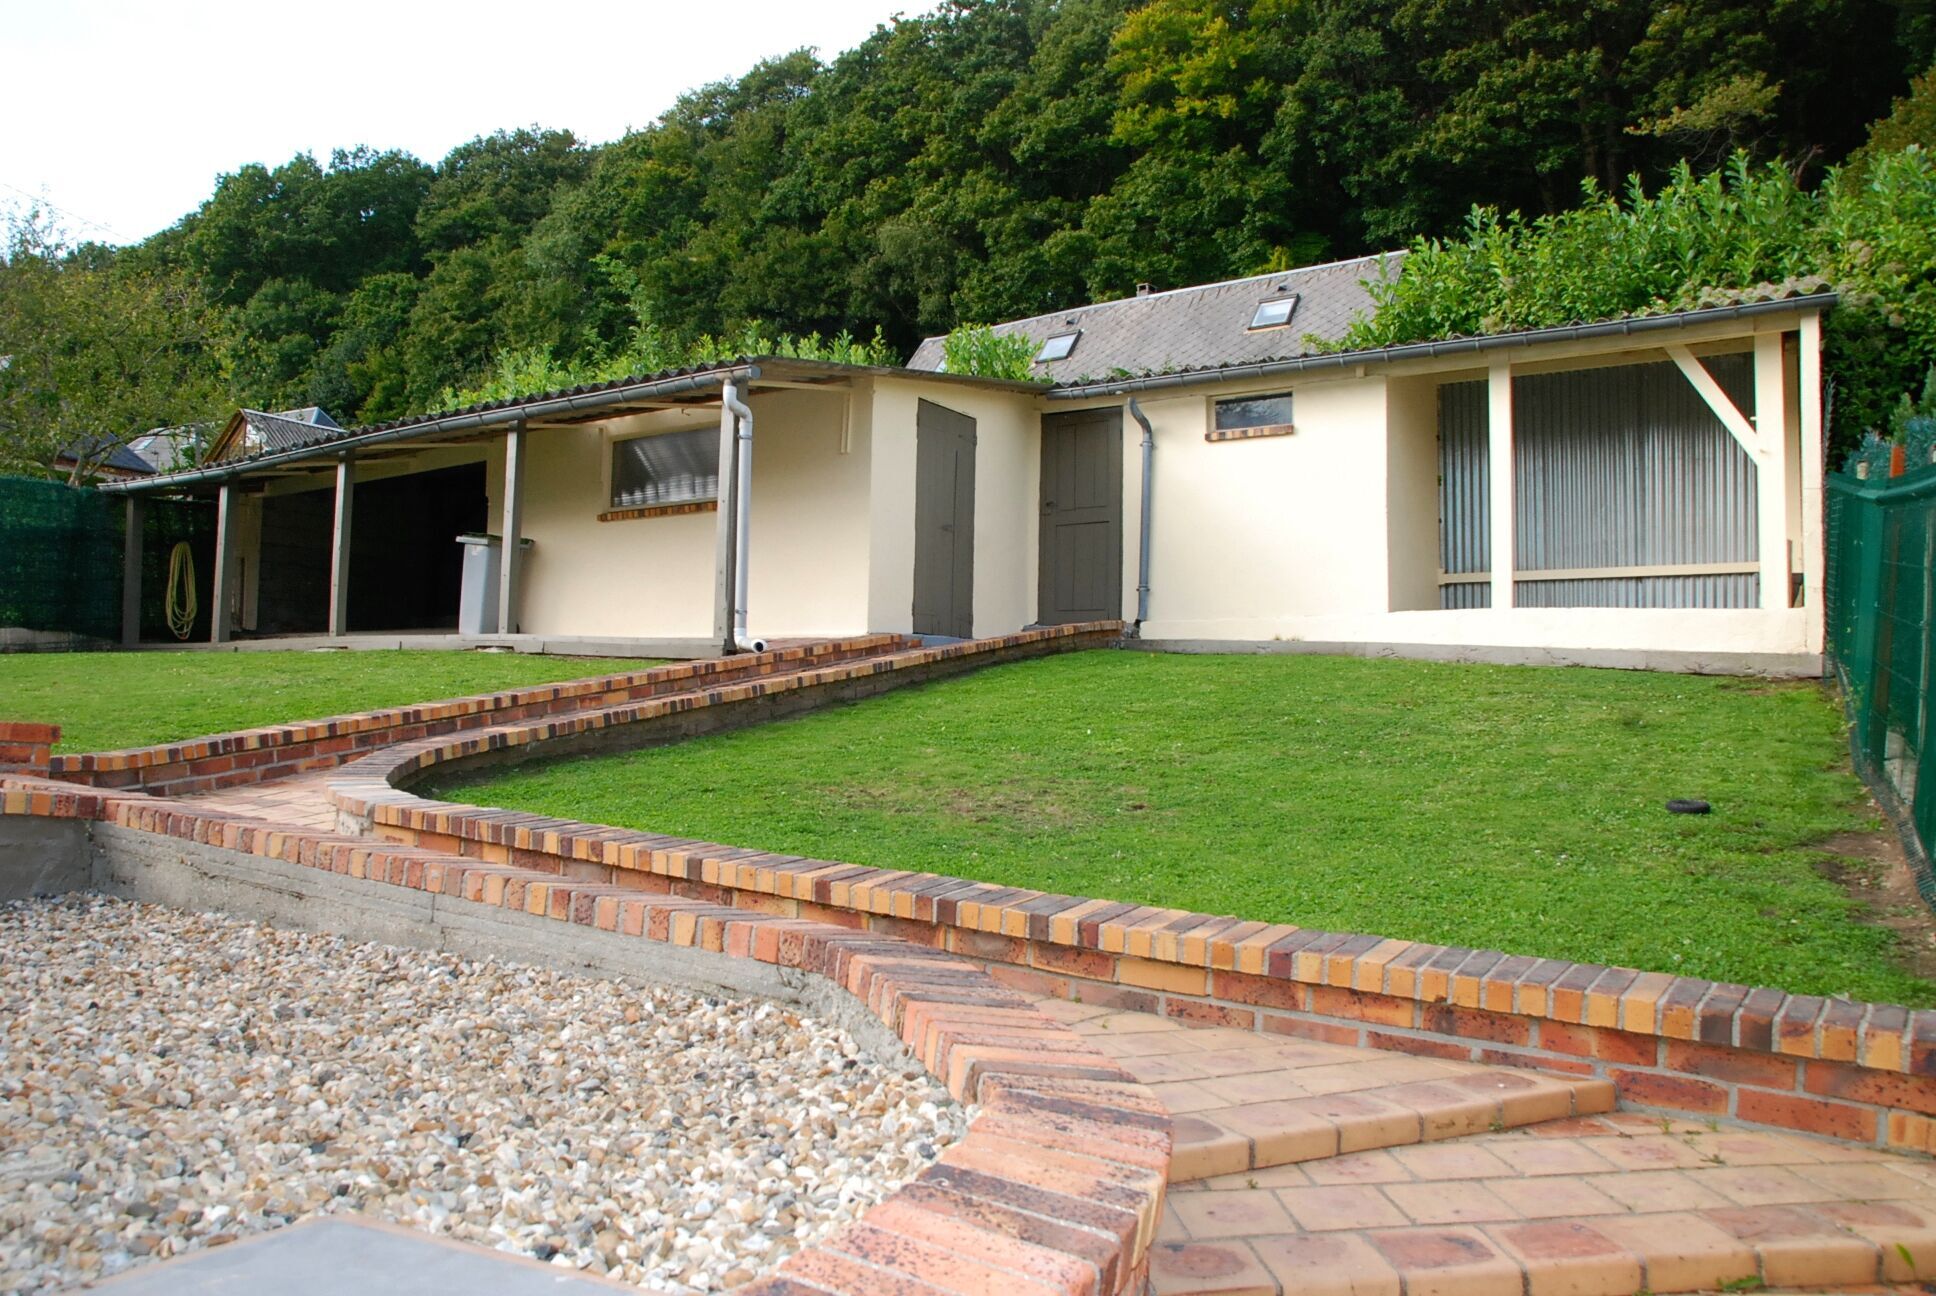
[1753,331,1790,611]
[1666,343,1765,459]
[120,496,143,647]
[1799,312,1826,650]
[211,482,237,643]
[329,455,354,637]
[497,424,526,635]
[1487,361,1515,611]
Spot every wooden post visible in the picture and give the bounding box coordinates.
[329,455,354,637]
[1799,311,1826,653]
[498,424,526,636]
[1754,331,1790,610]
[1486,361,1514,610]
[713,394,740,650]
[211,482,237,643]
[121,496,144,647]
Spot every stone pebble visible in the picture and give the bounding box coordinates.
[0,894,966,1292]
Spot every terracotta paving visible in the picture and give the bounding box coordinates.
[1036,999,1616,1182]
[1040,1001,1936,1296]
[183,768,343,831]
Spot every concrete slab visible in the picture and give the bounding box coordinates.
[77,1215,634,1294]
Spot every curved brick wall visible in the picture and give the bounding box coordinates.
[315,642,1936,1158]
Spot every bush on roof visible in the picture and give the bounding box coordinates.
[441,322,898,409]
[1330,147,1936,454]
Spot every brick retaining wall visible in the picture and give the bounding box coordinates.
[42,635,918,798]
[309,642,1936,1158]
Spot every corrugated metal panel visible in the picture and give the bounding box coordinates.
[1441,582,1492,609]
[1438,380,1490,576]
[1515,574,1760,608]
[1511,356,1758,609]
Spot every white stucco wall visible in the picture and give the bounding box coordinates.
[1128,374,1394,640]
[868,378,1041,637]
[508,389,873,640]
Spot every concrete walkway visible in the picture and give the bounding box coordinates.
[81,1216,632,1294]
[1042,999,1936,1294]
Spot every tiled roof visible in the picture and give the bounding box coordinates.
[905,253,1403,381]
[234,407,343,455]
[55,436,155,475]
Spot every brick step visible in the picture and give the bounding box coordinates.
[1147,1112,1936,1295]
[1037,1000,1614,1181]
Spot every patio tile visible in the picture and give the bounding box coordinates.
[1303,1149,1412,1186]
[1486,1220,1641,1296]
[1702,1204,1883,1287]
[1383,1180,1522,1226]
[1486,1175,1626,1221]
[1169,1189,1297,1240]
[1147,1240,1279,1296]
[1388,1142,1515,1181]
[1276,1184,1410,1232]
[1585,1168,1730,1213]
[1250,1232,1402,1296]
[1586,1211,1757,1291]
[1364,1226,1525,1296]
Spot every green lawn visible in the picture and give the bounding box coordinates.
[0,651,665,754]
[434,650,1931,1006]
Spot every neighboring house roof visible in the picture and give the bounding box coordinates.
[905,253,1402,381]
[207,406,343,463]
[54,436,156,477]
[126,428,200,474]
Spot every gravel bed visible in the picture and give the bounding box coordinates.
[0,895,966,1293]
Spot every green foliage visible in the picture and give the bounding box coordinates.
[941,324,1044,381]
[0,208,225,481]
[438,324,898,408]
[20,0,1936,440]
[444,649,1934,1006]
[1335,148,1936,452]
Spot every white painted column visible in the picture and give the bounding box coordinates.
[713,397,740,650]
[328,455,354,638]
[1754,331,1790,611]
[498,424,526,636]
[1487,361,1515,610]
[121,496,144,647]
[1798,314,1827,652]
[211,482,237,644]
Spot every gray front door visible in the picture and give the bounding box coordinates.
[913,399,977,638]
[1039,408,1124,624]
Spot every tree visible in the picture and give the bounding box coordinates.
[0,209,226,482]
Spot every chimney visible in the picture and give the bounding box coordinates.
[1136,283,1153,297]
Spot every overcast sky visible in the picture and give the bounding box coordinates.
[2,0,901,245]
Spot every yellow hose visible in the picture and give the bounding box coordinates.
[165,542,197,641]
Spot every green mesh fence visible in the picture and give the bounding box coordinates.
[0,476,214,647]
[1828,467,1936,905]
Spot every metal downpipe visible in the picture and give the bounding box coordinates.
[723,380,766,653]
[1129,397,1155,635]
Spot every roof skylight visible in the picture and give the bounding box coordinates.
[1248,294,1298,330]
[1036,331,1080,363]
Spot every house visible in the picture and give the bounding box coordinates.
[102,257,1833,673]
[53,436,156,482]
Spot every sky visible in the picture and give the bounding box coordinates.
[1,0,902,246]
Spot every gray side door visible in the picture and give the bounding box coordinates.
[913,399,977,638]
[1038,408,1124,624]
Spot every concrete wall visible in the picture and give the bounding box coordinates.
[868,378,1041,637]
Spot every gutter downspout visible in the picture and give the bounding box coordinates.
[722,379,766,653]
[1128,397,1155,637]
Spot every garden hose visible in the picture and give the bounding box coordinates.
[165,542,197,641]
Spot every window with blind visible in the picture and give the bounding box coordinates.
[610,429,718,509]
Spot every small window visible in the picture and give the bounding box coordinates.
[1036,331,1080,363]
[611,428,718,510]
[1248,295,1298,330]
[1214,391,1294,432]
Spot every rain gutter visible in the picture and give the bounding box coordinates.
[1044,295,1839,400]
[103,365,762,494]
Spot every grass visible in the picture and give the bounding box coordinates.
[436,650,1933,1006]
[0,650,664,754]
